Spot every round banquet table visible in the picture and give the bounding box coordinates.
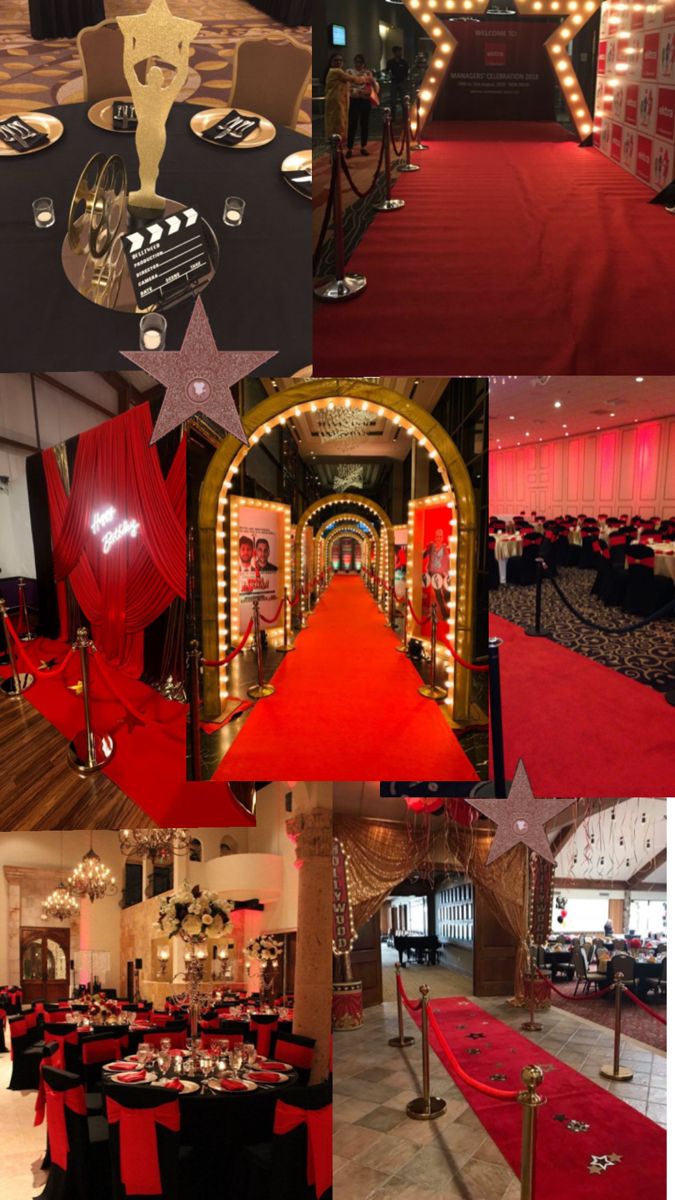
[0,102,310,374]
[29,0,105,39]
[493,533,522,584]
[636,541,675,583]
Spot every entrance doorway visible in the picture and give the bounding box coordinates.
[20,926,70,1004]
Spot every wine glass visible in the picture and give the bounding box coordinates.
[136,1043,151,1068]
[160,1037,171,1055]
[243,1042,257,1068]
[231,1045,243,1076]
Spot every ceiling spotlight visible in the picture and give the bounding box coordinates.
[635,376,644,383]
[509,415,515,420]
[562,423,567,428]
[609,412,615,417]
[554,401,562,408]
[525,432,530,437]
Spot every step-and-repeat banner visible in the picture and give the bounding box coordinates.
[595,0,675,191]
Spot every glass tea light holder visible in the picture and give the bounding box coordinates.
[223,197,246,228]
[139,312,167,350]
[33,197,55,229]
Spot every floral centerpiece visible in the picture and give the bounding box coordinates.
[155,883,234,944]
[79,992,120,1023]
[246,935,283,1003]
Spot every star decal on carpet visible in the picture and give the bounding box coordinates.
[588,1154,622,1175]
[467,759,569,864]
[467,1048,481,1055]
[122,298,276,445]
[568,1121,590,1134]
[489,1073,507,1082]
[467,1032,486,1039]
[67,681,83,695]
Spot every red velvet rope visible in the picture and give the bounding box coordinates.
[396,971,423,1013]
[623,986,667,1025]
[88,650,184,742]
[289,590,302,608]
[438,634,489,673]
[5,615,42,674]
[406,599,431,627]
[534,964,613,1000]
[201,619,254,666]
[38,646,76,679]
[259,599,284,625]
[427,1006,521,1100]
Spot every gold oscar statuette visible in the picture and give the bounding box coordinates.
[118,0,201,219]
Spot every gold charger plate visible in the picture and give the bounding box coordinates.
[0,112,64,157]
[280,149,312,198]
[87,97,136,133]
[190,107,276,149]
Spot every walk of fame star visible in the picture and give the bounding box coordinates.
[588,1154,621,1175]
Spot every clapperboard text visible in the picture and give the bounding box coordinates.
[123,208,211,309]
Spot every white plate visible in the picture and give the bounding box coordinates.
[205,1076,257,1092]
[256,1061,293,1072]
[102,1061,133,1072]
[150,1078,200,1093]
[110,1071,157,1085]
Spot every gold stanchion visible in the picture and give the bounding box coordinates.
[314,134,367,301]
[388,963,415,1048]
[247,599,275,700]
[277,587,295,654]
[419,606,448,700]
[518,1065,545,1200]
[374,108,405,212]
[411,90,429,151]
[395,594,408,653]
[600,973,634,1081]
[17,577,35,642]
[521,941,543,1032]
[0,598,34,697]
[188,639,202,782]
[67,627,114,774]
[406,985,446,1120]
[398,96,421,173]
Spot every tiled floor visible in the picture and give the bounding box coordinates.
[0,1053,48,1200]
[333,963,667,1200]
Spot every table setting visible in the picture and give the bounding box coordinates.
[101,1036,298,1097]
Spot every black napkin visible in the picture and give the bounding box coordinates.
[0,115,49,152]
[112,101,137,131]
[201,110,261,147]
[288,168,312,198]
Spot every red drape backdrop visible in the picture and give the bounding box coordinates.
[42,403,185,676]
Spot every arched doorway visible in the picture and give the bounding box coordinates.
[295,492,394,614]
[312,513,379,582]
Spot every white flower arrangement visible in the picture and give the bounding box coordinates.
[156,883,234,944]
[246,934,283,963]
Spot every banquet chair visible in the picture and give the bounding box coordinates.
[142,1028,187,1050]
[77,20,144,105]
[42,1023,81,1074]
[105,1083,187,1200]
[505,536,541,586]
[612,938,628,951]
[640,957,666,1001]
[0,1007,7,1054]
[579,532,602,570]
[273,1033,315,1085]
[235,1081,332,1200]
[610,953,636,991]
[250,1013,279,1059]
[42,1066,109,1200]
[229,35,312,130]
[572,948,603,995]
[590,539,611,598]
[623,544,674,618]
[8,1014,44,1089]
[80,1031,130,1091]
[218,1019,250,1044]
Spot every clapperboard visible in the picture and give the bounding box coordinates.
[123,208,211,310]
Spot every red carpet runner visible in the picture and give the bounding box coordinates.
[3,637,253,827]
[314,122,675,375]
[411,997,665,1199]
[548,981,666,1053]
[489,614,675,796]
[214,576,478,781]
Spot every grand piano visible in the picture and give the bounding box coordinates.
[393,934,440,966]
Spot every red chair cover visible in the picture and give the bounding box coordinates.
[82,1036,126,1065]
[274,1102,332,1199]
[106,1097,180,1196]
[44,1082,87,1170]
[627,554,655,569]
[250,1016,278,1059]
[275,1039,314,1071]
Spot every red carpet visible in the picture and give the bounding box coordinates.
[213,576,478,781]
[314,122,675,375]
[489,614,675,796]
[411,997,665,1199]
[4,637,254,827]
[548,981,666,1052]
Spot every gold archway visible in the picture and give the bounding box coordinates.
[322,526,374,578]
[199,380,477,720]
[296,494,394,614]
[313,513,378,579]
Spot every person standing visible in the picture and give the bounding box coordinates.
[324,53,367,143]
[346,55,379,157]
[386,45,409,121]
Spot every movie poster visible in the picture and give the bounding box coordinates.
[394,526,408,602]
[236,504,282,628]
[411,501,455,640]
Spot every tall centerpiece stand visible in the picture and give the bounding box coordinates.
[245,935,283,1006]
[155,882,234,1043]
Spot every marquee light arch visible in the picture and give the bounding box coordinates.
[199,380,476,722]
[312,513,380,581]
[402,0,598,140]
[324,529,371,574]
[296,492,395,618]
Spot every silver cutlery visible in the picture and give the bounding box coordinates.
[2,123,30,150]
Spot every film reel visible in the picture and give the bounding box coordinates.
[89,156,127,261]
[67,153,110,254]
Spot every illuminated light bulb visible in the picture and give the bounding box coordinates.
[420,89,432,101]
[311,403,317,412]
[410,0,420,7]
[572,12,583,21]
[264,424,271,434]
[563,75,574,85]
[557,61,566,72]
[419,106,426,115]
[251,434,258,443]
[441,43,451,52]
[294,407,301,416]
[551,0,559,7]
[570,92,579,101]
[576,108,585,116]
[377,406,385,416]
[533,1,542,8]
[345,398,351,407]
[422,11,431,20]
[550,43,561,53]
[434,58,444,68]
[433,25,443,35]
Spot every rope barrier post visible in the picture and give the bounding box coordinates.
[277,587,295,655]
[67,628,114,775]
[395,592,408,654]
[525,559,551,639]
[0,599,34,697]
[188,639,202,782]
[389,963,415,1048]
[600,973,634,1081]
[398,96,420,173]
[406,986,446,1120]
[374,108,405,212]
[521,942,543,1032]
[17,577,35,642]
[419,605,447,700]
[411,90,429,151]
[314,134,367,302]
[247,599,275,701]
[518,1065,545,1200]
[488,636,507,796]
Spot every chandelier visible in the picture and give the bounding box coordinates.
[41,881,79,922]
[67,847,117,903]
[316,407,373,448]
[332,464,364,492]
[118,828,191,862]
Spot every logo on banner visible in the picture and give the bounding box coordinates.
[625,84,638,126]
[662,30,675,78]
[597,39,607,75]
[643,32,660,80]
[485,41,506,67]
[332,839,356,955]
[636,134,654,182]
[656,87,675,141]
[631,3,645,32]
[91,506,140,554]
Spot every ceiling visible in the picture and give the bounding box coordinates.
[489,377,675,451]
[554,798,667,885]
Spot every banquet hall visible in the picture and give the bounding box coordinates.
[0,0,312,374]
[488,375,675,797]
[0,780,332,1200]
[189,374,488,783]
[313,0,675,376]
[331,785,666,1200]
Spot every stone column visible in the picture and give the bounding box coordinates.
[286,782,333,1084]
[4,867,23,986]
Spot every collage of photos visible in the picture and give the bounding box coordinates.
[0,1,672,1200]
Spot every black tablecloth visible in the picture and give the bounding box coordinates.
[29,0,105,39]
[247,0,312,26]
[0,102,310,374]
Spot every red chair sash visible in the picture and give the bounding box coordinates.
[44,1082,87,1170]
[250,1017,278,1059]
[274,1102,331,1199]
[275,1040,314,1070]
[106,1097,180,1196]
[627,554,655,569]
[82,1036,125,1065]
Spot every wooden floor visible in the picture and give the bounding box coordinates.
[0,693,152,830]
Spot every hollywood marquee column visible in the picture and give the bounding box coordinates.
[286,783,333,1084]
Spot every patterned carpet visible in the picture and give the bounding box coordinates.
[549,980,666,1053]
[0,0,311,127]
[489,566,675,693]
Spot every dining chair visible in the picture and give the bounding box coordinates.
[8,1014,44,1090]
[229,35,312,130]
[273,1032,315,1085]
[235,1081,332,1200]
[105,1083,185,1200]
[77,20,137,105]
[610,953,636,988]
[42,1065,109,1200]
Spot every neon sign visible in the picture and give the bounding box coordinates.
[90,506,140,555]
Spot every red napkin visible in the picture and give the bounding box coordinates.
[220,1078,247,1091]
[116,1071,146,1083]
[249,1071,282,1083]
[257,1060,287,1071]
[163,1078,184,1091]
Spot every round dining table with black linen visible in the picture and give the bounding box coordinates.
[29,0,106,39]
[0,102,310,374]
